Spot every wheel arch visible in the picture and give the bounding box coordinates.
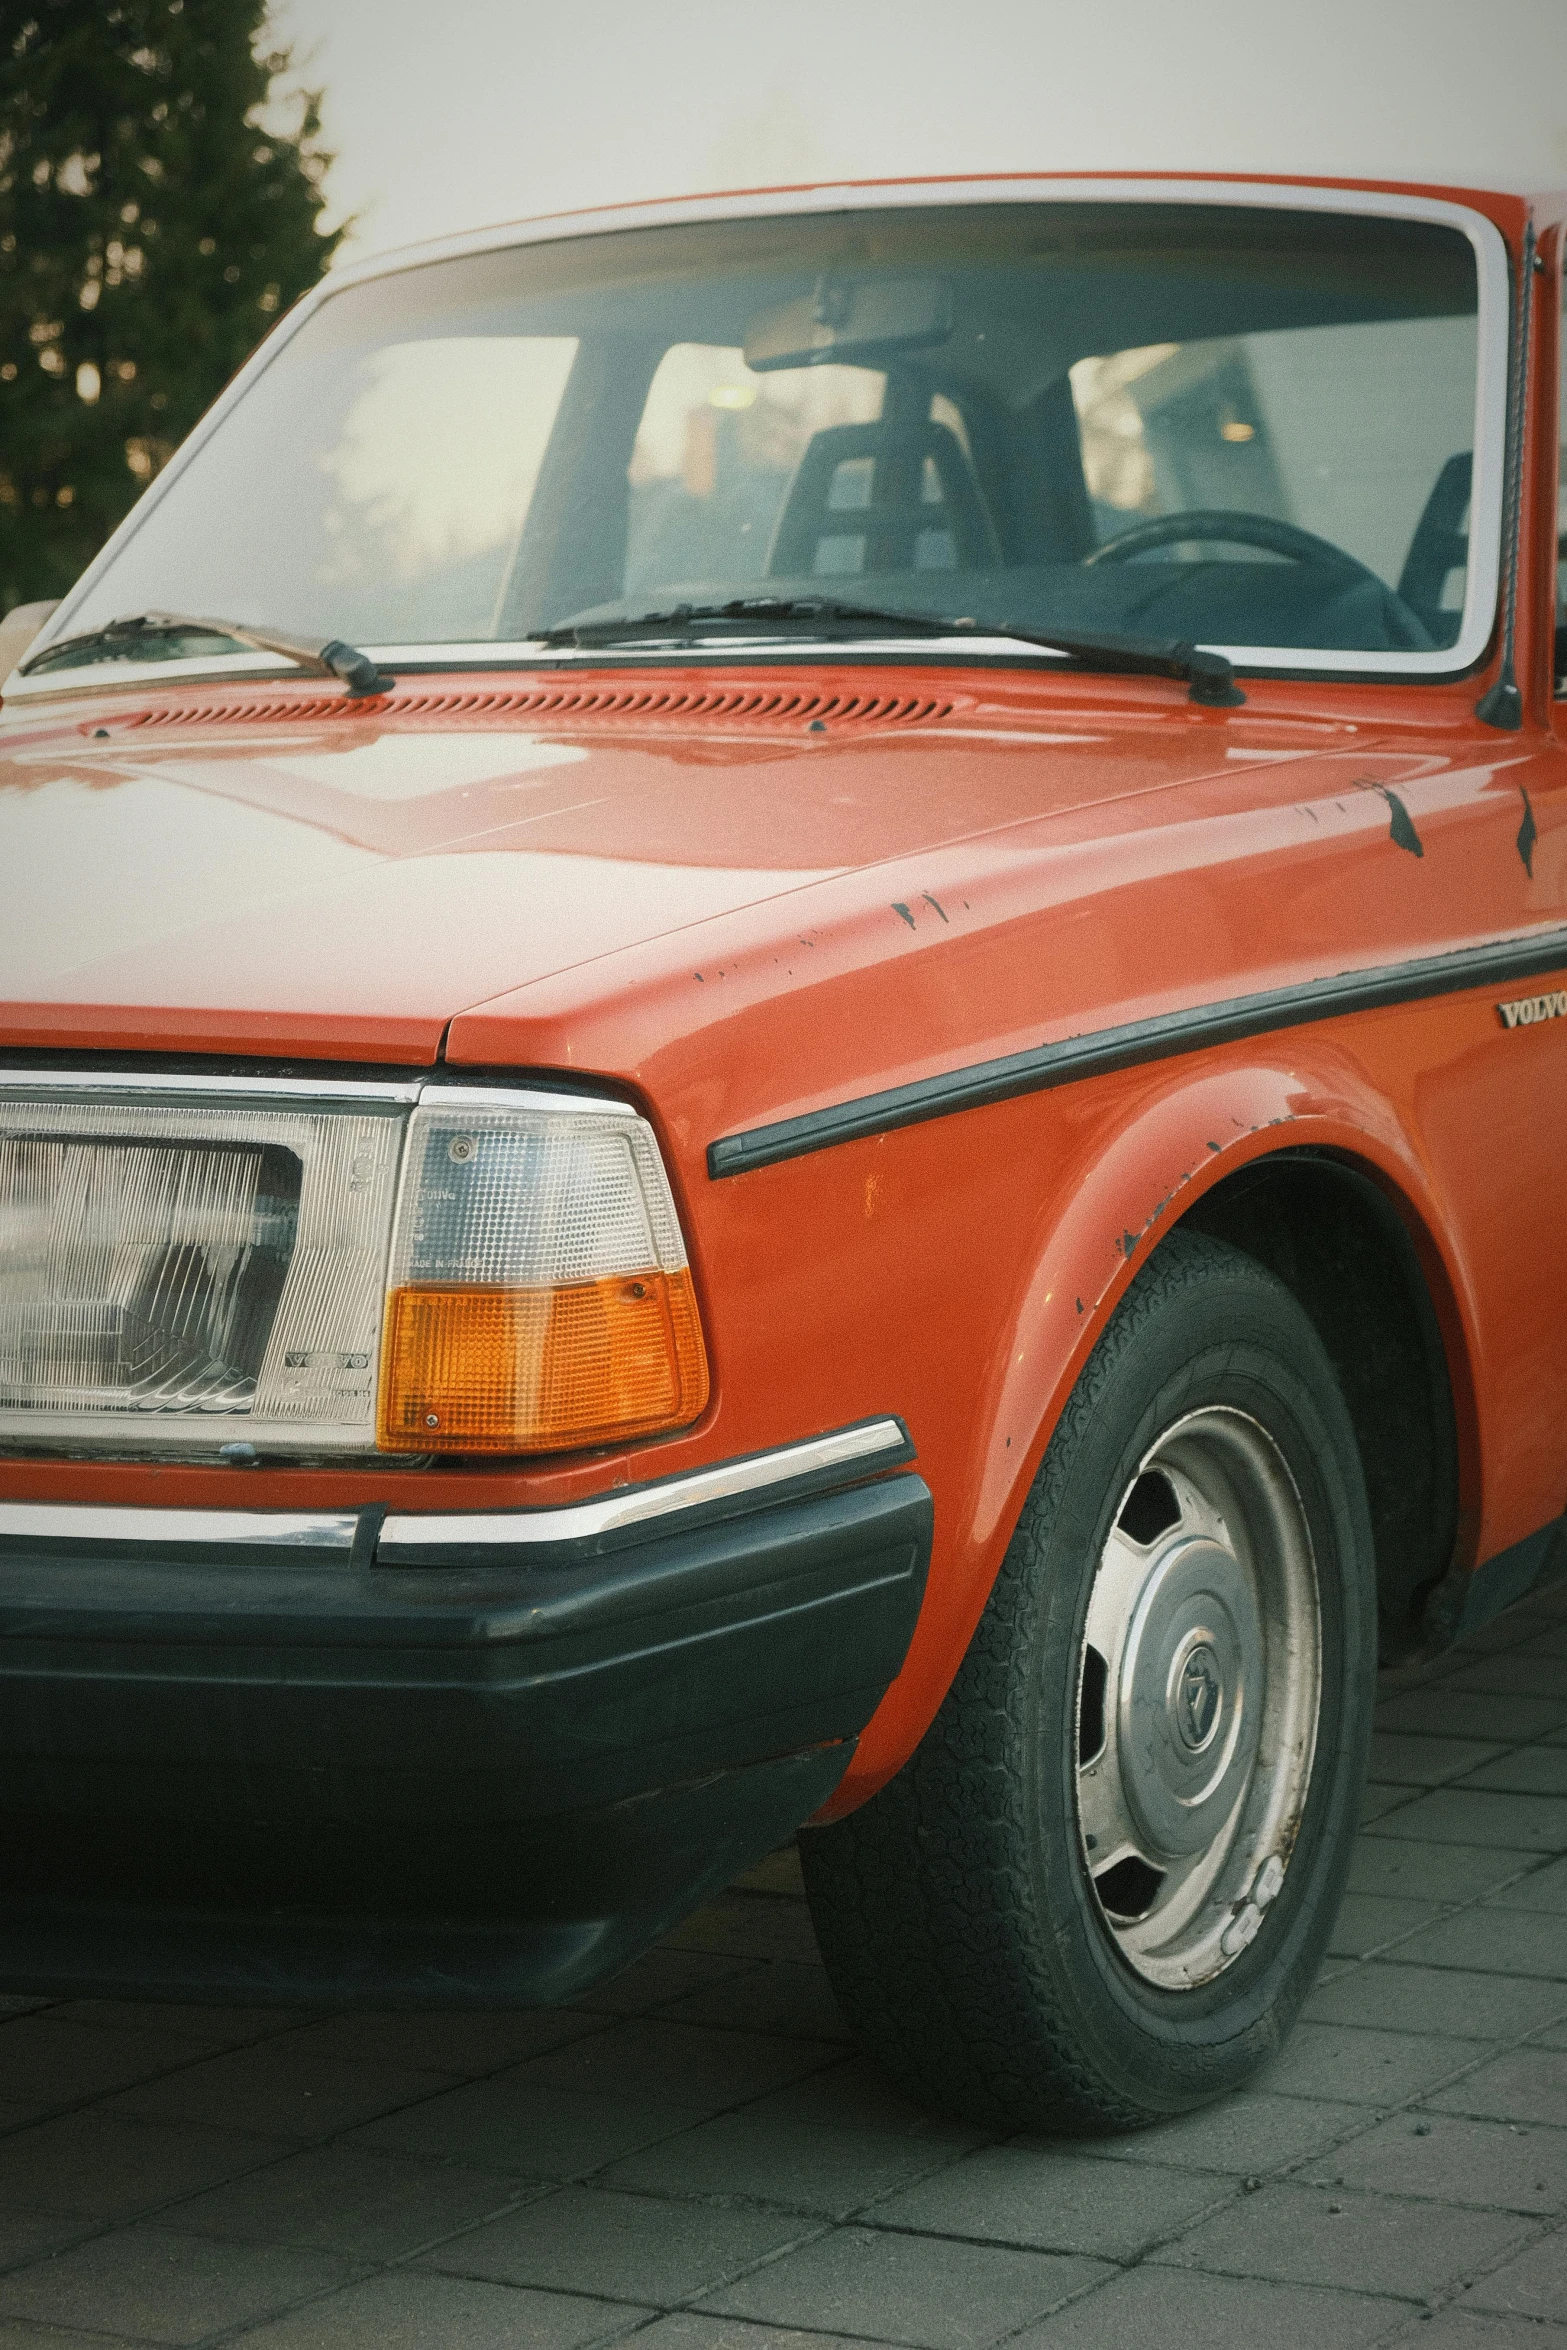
[1180,1148,1464,1652]
[829,1049,1481,1816]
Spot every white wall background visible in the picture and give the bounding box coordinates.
[272,0,1567,267]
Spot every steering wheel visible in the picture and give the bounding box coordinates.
[1084,507,1432,650]
[1087,507,1369,574]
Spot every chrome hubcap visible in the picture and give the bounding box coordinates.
[1074,1407,1321,1989]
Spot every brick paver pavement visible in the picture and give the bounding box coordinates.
[0,1574,1562,2347]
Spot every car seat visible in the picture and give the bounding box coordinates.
[767,418,998,579]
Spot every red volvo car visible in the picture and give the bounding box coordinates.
[0,171,1562,2132]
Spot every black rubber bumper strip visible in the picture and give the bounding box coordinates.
[708,923,1567,1178]
[0,1471,932,2002]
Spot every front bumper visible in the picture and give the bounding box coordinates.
[0,1420,930,2002]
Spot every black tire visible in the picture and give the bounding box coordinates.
[800,1228,1376,2133]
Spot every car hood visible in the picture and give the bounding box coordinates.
[0,672,1356,1061]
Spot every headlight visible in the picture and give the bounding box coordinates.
[377,1089,708,1455]
[0,1077,707,1459]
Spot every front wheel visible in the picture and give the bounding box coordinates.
[800,1229,1376,2133]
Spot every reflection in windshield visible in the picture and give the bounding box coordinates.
[59,202,1482,663]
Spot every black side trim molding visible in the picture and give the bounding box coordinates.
[709,924,1567,1177]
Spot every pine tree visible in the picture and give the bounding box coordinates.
[0,0,343,610]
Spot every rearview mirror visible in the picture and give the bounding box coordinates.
[744,275,952,373]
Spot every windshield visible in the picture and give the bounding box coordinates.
[55,200,1485,667]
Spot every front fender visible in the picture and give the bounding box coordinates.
[821,1041,1480,1818]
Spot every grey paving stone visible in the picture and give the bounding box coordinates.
[1347,1840,1537,1904]
[0,2224,358,2345]
[0,2112,280,2222]
[422,2183,809,2301]
[0,2208,100,2268]
[1370,1734,1506,1786]
[1057,2092,1363,2175]
[1007,2263,1409,2350]
[603,2088,982,2221]
[348,2073,699,2179]
[1444,1658,1567,1700]
[1374,1691,1567,1743]
[1302,1963,1567,2040]
[700,2224,1110,2350]
[1366,1789,1567,1851]
[625,2319,874,2350]
[1440,1626,1536,1663]
[1332,2111,1567,2214]
[0,2328,147,2350]
[569,1949,758,2019]
[1149,2180,1533,2298]
[161,2142,531,2257]
[1411,2314,1567,2350]
[0,2015,204,2110]
[656,1960,853,2044]
[1459,2220,1567,2319]
[665,1895,826,1967]
[1259,2022,1483,2106]
[867,2143,1224,2257]
[1486,1856,1567,1913]
[272,2007,600,2078]
[1462,1749,1567,1797]
[1429,2046,1567,2128]
[512,2018,839,2114]
[1394,1908,1567,1979]
[1362,1784,1418,1824]
[50,2002,306,2047]
[1329,1894,1447,1957]
[232,2269,649,2349]
[733,1849,807,1898]
[103,2042,442,2141]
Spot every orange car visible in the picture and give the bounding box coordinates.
[1,172,1562,2132]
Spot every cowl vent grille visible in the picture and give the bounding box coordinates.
[104,683,960,733]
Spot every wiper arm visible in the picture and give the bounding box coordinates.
[23,612,393,698]
[537,595,1244,707]
[537,595,954,651]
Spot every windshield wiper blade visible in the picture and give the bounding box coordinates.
[537,596,1244,707]
[23,612,394,698]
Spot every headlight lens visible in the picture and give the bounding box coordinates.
[0,1078,707,1459]
[376,1089,709,1455]
[0,1093,401,1449]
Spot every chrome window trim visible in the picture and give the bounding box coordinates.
[10,175,1510,705]
[0,1419,911,1556]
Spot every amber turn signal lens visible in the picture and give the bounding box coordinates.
[378,1266,709,1454]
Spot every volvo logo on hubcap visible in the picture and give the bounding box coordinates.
[1176,1642,1222,1750]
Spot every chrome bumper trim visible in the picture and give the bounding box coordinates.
[0,1418,911,1558]
[377,1418,910,1553]
[0,1506,360,1551]
[0,1071,423,1106]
